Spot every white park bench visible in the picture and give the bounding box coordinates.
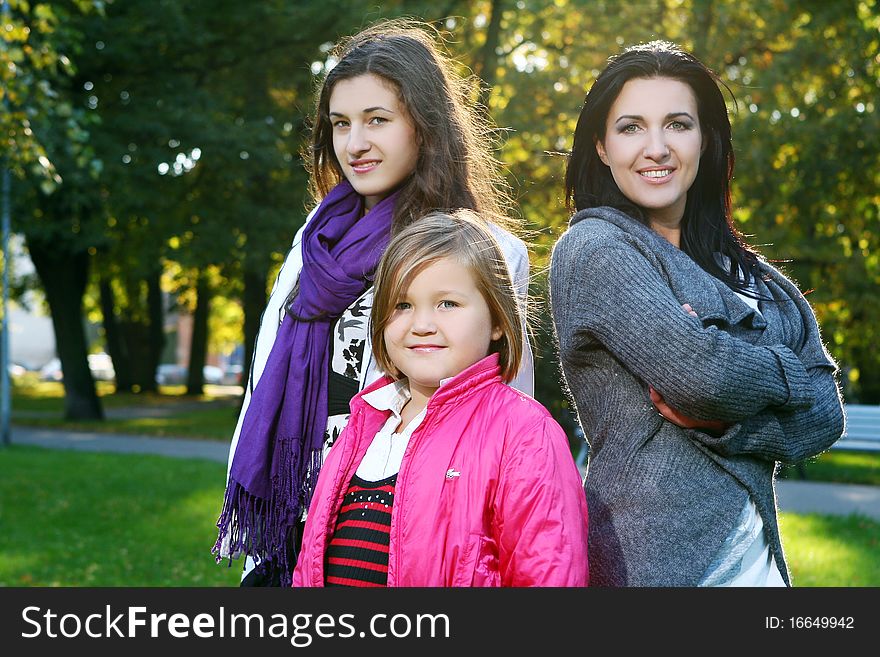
[832,404,880,452]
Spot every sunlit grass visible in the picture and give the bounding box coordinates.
[0,445,240,586]
[780,511,880,587]
[12,374,240,405]
[11,375,241,440]
[0,446,876,587]
[12,409,238,441]
[779,451,880,486]
[12,377,111,411]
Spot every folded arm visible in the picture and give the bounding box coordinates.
[551,236,813,422]
[677,268,844,462]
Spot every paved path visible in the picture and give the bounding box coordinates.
[8,425,880,520]
[775,480,880,520]
[9,425,229,463]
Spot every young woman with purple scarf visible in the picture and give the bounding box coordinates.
[213,19,533,587]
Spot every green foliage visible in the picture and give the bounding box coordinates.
[446,0,880,406]
[7,0,880,415]
[0,0,103,182]
[3,0,105,238]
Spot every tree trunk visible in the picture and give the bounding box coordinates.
[105,268,164,394]
[186,273,211,396]
[99,278,134,392]
[242,266,267,390]
[118,319,156,393]
[145,268,164,394]
[27,238,104,420]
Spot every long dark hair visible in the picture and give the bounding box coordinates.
[566,40,759,292]
[307,19,513,235]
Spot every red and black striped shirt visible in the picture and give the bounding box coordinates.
[324,473,397,587]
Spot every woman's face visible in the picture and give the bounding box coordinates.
[329,74,420,210]
[596,76,703,228]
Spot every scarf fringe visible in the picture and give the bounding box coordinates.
[213,440,324,587]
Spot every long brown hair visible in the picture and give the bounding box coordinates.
[307,18,515,234]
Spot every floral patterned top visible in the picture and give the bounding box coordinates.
[323,286,374,455]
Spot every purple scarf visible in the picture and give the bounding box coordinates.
[213,180,397,585]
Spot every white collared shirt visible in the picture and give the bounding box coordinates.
[355,379,427,482]
[355,376,458,481]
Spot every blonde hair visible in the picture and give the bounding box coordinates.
[370,210,524,383]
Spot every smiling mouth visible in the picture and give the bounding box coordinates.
[639,169,673,179]
[350,160,380,173]
[408,345,446,352]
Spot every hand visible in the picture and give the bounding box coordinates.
[649,386,729,435]
[647,301,728,434]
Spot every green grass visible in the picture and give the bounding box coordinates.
[12,374,240,404]
[779,451,880,486]
[780,512,880,586]
[11,377,118,412]
[11,376,880,485]
[0,445,877,587]
[0,445,240,586]
[11,377,241,440]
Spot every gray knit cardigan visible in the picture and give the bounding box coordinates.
[549,206,845,587]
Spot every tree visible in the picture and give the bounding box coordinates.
[3,0,107,419]
[72,0,380,395]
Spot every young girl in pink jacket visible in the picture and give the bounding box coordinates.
[292,211,589,587]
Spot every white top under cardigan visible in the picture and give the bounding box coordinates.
[222,205,534,577]
[698,280,785,587]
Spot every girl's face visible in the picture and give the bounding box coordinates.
[383,257,502,400]
[329,73,420,210]
[596,76,703,228]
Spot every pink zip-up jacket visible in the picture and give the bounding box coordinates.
[293,353,589,587]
